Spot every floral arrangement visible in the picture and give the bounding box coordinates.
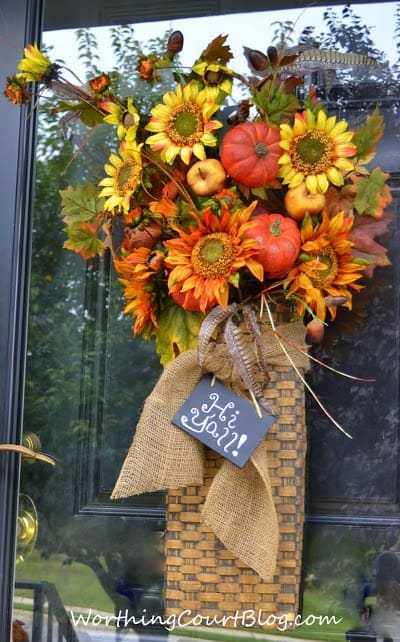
[4,32,393,371]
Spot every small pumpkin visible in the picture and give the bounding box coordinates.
[245,213,301,278]
[220,121,282,188]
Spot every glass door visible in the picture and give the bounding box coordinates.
[2,2,400,641]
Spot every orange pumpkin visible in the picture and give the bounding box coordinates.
[245,213,301,278]
[220,121,282,188]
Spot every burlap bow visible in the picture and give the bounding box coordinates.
[111,320,309,581]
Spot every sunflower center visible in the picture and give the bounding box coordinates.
[116,159,139,196]
[167,102,204,146]
[191,233,236,278]
[122,110,136,128]
[310,246,338,287]
[291,130,334,175]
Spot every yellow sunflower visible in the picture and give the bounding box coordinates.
[145,81,223,165]
[192,60,233,95]
[17,44,55,82]
[102,97,140,141]
[114,247,163,335]
[284,211,364,321]
[98,144,143,213]
[164,202,264,313]
[279,109,357,194]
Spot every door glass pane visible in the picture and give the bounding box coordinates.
[11,3,400,641]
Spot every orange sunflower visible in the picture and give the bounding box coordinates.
[114,247,164,335]
[284,211,365,321]
[164,202,264,313]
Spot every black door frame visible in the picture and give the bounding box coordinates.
[0,0,43,638]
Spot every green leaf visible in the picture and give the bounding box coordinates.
[154,304,204,366]
[354,168,392,218]
[251,80,300,125]
[60,182,105,224]
[353,108,385,165]
[53,101,105,127]
[78,103,105,127]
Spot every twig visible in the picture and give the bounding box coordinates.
[262,295,352,439]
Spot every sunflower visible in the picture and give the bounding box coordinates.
[114,247,164,335]
[192,60,233,95]
[279,109,357,194]
[145,81,222,165]
[102,97,140,141]
[98,144,143,213]
[17,44,58,83]
[284,211,365,321]
[164,202,264,312]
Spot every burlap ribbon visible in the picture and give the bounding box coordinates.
[111,320,309,581]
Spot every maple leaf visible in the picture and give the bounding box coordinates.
[325,184,356,217]
[154,304,204,366]
[60,182,105,224]
[63,221,105,260]
[349,211,393,278]
[353,107,385,165]
[200,35,233,64]
[60,183,106,259]
[354,167,392,218]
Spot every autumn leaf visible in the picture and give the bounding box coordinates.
[349,211,393,278]
[353,107,385,165]
[61,183,106,259]
[154,304,204,366]
[63,221,106,259]
[200,35,233,64]
[60,182,105,224]
[325,184,356,217]
[354,167,392,218]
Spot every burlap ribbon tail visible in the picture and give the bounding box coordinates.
[111,322,309,581]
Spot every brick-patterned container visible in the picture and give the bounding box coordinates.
[165,364,307,626]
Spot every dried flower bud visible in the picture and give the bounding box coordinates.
[4,75,31,105]
[243,47,269,73]
[167,31,184,56]
[138,58,156,81]
[238,99,250,121]
[89,74,109,94]
[267,46,278,66]
[324,295,348,307]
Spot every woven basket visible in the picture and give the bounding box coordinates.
[165,364,307,627]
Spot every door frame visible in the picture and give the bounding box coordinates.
[0,0,43,638]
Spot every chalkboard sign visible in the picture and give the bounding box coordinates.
[172,376,276,468]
